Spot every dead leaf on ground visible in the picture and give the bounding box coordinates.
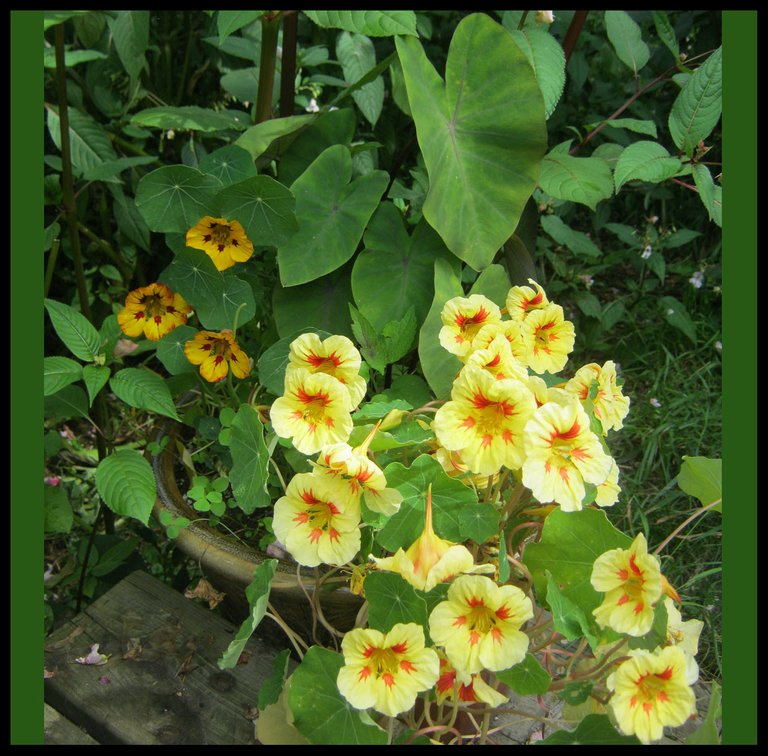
[122,637,144,660]
[185,578,225,610]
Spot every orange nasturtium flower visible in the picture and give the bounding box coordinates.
[505,279,550,322]
[186,216,254,271]
[438,294,502,360]
[520,303,575,374]
[270,368,354,455]
[272,473,361,567]
[433,366,537,476]
[337,623,439,717]
[117,282,191,341]
[286,333,367,407]
[434,652,507,707]
[607,646,697,744]
[184,329,250,383]
[590,533,663,637]
[369,485,494,592]
[429,574,533,675]
[522,398,613,512]
[564,361,631,434]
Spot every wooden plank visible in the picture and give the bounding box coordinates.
[44,570,289,745]
[44,703,100,745]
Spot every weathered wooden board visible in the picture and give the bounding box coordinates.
[44,703,100,745]
[44,570,290,745]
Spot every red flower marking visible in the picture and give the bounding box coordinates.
[633,601,645,615]
[358,666,371,681]
[300,489,320,504]
[658,690,669,702]
[154,315,162,324]
[481,434,493,448]
[502,430,514,444]
[491,627,503,643]
[453,616,467,627]
[461,416,476,429]
[629,554,643,576]
[559,467,570,482]
[471,392,494,409]
[293,512,309,524]
[391,641,408,654]
[363,646,376,658]
[555,421,581,440]
[455,307,489,329]
[308,528,323,544]
[214,356,224,366]
[203,234,212,242]
[133,312,145,321]
[486,354,501,368]
[307,351,342,368]
[436,670,455,693]
[655,666,674,681]
[458,683,478,702]
[328,528,340,543]
[469,631,481,646]
[382,673,395,688]
[570,446,590,462]
[630,696,637,708]
[617,594,630,606]
[356,467,375,484]
[617,568,629,581]
[643,702,653,715]
[399,660,416,673]
[327,502,341,515]
[217,244,225,252]
[296,388,331,406]
[495,605,511,620]
[467,597,485,608]
[324,417,335,427]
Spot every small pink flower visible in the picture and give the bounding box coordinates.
[44,476,61,487]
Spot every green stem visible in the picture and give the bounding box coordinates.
[255,14,281,124]
[44,237,60,299]
[174,13,195,105]
[517,11,530,30]
[77,221,132,285]
[279,11,298,117]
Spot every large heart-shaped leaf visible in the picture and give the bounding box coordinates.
[277,145,388,286]
[396,13,547,270]
[352,204,451,330]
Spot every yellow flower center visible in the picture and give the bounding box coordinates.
[631,667,673,711]
[141,293,165,317]
[365,647,401,676]
[209,223,232,245]
[295,490,342,542]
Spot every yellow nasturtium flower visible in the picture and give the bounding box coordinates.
[337,623,440,717]
[270,368,353,455]
[591,533,663,637]
[369,485,494,592]
[117,282,192,341]
[434,652,508,707]
[520,303,575,374]
[464,334,529,383]
[186,216,254,271]
[434,367,536,476]
[505,279,550,322]
[184,329,250,383]
[595,458,621,508]
[522,398,613,511]
[286,333,367,407]
[607,646,697,744]
[429,575,533,675]
[272,473,360,567]
[563,361,630,434]
[659,598,704,685]
[472,320,527,364]
[438,295,502,360]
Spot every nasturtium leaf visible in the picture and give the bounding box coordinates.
[347,421,433,452]
[273,265,355,339]
[378,455,497,551]
[198,144,258,186]
[44,385,90,422]
[108,11,149,82]
[44,299,102,362]
[545,573,599,649]
[44,356,83,396]
[158,247,224,317]
[509,28,566,119]
[257,328,332,396]
[669,47,722,156]
[522,508,631,628]
[214,175,298,248]
[538,713,641,745]
[258,649,293,711]
[235,114,316,160]
[277,109,356,186]
[82,364,111,406]
[288,647,388,744]
[659,295,697,344]
[469,263,512,307]
[541,215,601,258]
[109,368,179,421]
[218,560,278,669]
[652,11,679,61]
[228,405,271,513]
[604,11,649,75]
[677,456,722,512]
[685,680,721,745]
[135,166,222,233]
[44,485,74,534]
[375,374,432,409]
[46,107,117,177]
[418,258,463,400]
[277,144,388,286]
[131,106,248,133]
[217,10,265,41]
[613,141,682,192]
[496,653,551,696]
[352,205,450,331]
[396,14,547,270]
[94,450,156,525]
[336,32,384,126]
[539,153,613,210]
[365,572,429,634]
[353,399,412,422]
[156,325,198,375]
[195,273,256,331]
[303,10,417,37]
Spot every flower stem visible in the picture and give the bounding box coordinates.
[255,14,281,124]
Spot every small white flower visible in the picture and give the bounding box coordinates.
[714,340,722,352]
[666,309,675,316]
[649,398,662,408]
[578,274,594,289]
[689,271,705,289]
[305,98,319,113]
[165,129,175,140]
[641,245,652,260]
[648,215,659,225]
[535,10,555,23]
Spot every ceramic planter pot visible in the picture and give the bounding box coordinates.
[151,433,363,638]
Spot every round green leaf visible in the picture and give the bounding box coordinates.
[396,14,547,270]
[364,572,429,634]
[44,299,102,362]
[198,144,258,186]
[135,165,222,233]
[677,456,722,512]
[158,246,223,316]
[156,325,198,375]
[229,405,271,514]
[215,175,298,248]
[257,328,332,396]
[109,368,179,421]
[94,450,157,525]
[277,145,388,286]
[539,714,641,745]
[197,273,256,331]
[496,653,551,696]
[44,356,83,396]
